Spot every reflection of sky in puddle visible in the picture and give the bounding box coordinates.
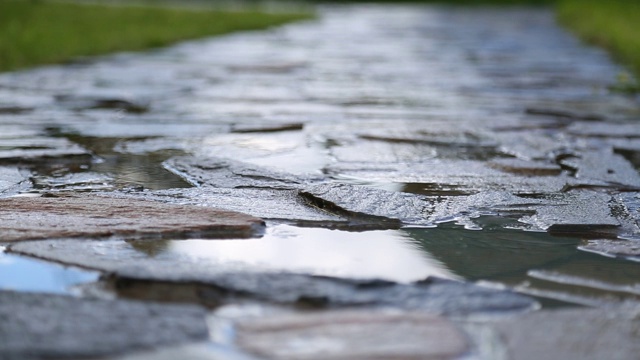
[134,225,457,283]
[0,246,100,294]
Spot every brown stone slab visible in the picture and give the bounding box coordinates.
[0,193,264,242]
[235,310,469,360]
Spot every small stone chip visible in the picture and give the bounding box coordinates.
[0,193,264,242]
[236,310,469,360]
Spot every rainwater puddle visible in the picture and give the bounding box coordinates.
[0,246,100,294]
[127,224,456,283]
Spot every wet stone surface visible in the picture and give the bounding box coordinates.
[0,290,208,359]
[1,3,640,359]
[0,194,264,242]
[485,303,640,360]
[235,310,469,360]
[9,238,538,315]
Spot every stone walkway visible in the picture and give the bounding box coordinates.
[1,4,640,359]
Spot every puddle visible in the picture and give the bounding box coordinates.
[0,246,100,294]
[126,224,456,283]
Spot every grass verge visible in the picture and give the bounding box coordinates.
[0,0,312,72]
[557,0,640,90]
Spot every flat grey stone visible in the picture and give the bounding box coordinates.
[560,150,640,189]
[579,239,640,261]
[0,290,208,360]
[164,156,324,190]
[9,239,537,315]
[118,187,347,224]
[0,167,29,197]
[326,160,569,194]
[236,310,469,360]
[0,193,264,242]
[491,303,640,360]
[301,184,623,234]
[518,191,622,235]
[0,137,91,164]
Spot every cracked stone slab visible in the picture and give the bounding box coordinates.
[302,184,628,235]
[488,303,640,360]
[0,137,92,164]
[0,290,208,360]
[0,193,264,242]
[164,156,324,190]
[0,167,29,197]
[117,187,347,224]
[235,310,469,360]
[8,239,538,315]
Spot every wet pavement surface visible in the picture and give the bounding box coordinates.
[1,4,640,359]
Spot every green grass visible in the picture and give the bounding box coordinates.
[0,0,312,72]
[557,0,640,89]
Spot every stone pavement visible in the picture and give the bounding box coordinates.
[1,4,640,359]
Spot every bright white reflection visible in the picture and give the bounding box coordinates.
[164,225,457,283]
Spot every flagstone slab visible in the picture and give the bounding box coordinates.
[0,290,208,360]
[164,156,324,190]
[235,310,469,360]
[0,193,264,242]
[0,167,29,197]
[490,303,640,360]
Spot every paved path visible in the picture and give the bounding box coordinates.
[1,4,640,359]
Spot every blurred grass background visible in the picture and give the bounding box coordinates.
[0,0,312,72]
[0,0,638,88]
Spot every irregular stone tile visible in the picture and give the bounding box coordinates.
[326,160,569,194]
[490,303,640,360]
[0,137,92,164]
[300,183,427,225]
[560,150,640,189]
[0,167,29,197]
[235,310,469,360]
[0,193,264,242]
[488,158,562,176]
[7,239,538,314]
[0,290,208,359]
[579,239,640,261]
[518,191,622,235]
[164,156,324,190]
[491,131,565,160]
[125,187,347,225]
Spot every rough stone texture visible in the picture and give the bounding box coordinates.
[0,193,264,242]
[302,183,627,234]
[164,156,324,190]
[491,303,640,360]
[119,187,348,225]
[236,310,469,360]
[325,160,571,194]
[8,239,537,314]
[0,167,29,197]
[560,150,640,189]
[0,290,208,360]
[0,137,92,164]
